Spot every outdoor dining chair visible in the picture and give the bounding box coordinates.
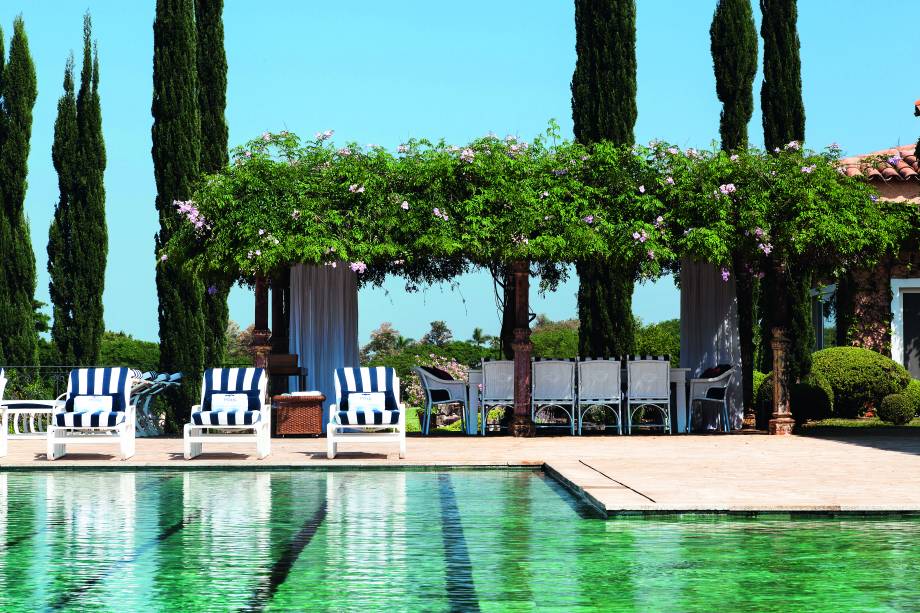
[688,366,735,433]
[531,358,576,435]
[576,358,623,435]
[480,359,514,435]
[413,366,468,435]
[626,356,672,434]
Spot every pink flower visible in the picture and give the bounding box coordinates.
[262,131,272,141]
[583,215,594,224]
[785,140,800,151]
[666,176,674,185]
[638,185,645,194]
[647,249,655,260]
[719,183,736,195]
[667,147,679,155]
[160,254,168,262]
[759,243,773,255]
[244,150,252,158]
[720,267,730,282]
[350,262,367,273]
[397,144,408,153]
[730,154,739,161]
[460,148,475,163]
[258,229,265,236]
[207,285,218,296]
[801,165,816,174]
[315,129,334,141]
[348,184,365,193]
[401,201,410,210]
[292,210,301,219]
[632,231,640,240]
[754,227,764,237]
[338,147,352,156]
[655,215,664,227]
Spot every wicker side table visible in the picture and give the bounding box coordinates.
[272,393,325,437]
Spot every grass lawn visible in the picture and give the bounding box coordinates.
[799,417,920,436]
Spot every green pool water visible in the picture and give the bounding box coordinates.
[1,469,918,612]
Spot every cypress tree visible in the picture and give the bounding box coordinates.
[196,0,230,368]
[760,0,805,152]
[153,0,204,431]
[49,14,107,366]
[571,0,638,358]
[0,18,39,365]
[711,0,759,417]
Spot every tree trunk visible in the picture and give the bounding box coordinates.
[509,260,535,437]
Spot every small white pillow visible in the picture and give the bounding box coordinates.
[74,395,113,412]
[348,392,386,411]
[211,393,249,411]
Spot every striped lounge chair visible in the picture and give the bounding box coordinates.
[184,368,271,459]
[327,367,405,459]
[47,367,137,460]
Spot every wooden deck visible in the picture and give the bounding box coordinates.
[3,434,920,516]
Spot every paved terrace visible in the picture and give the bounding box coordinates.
[3,434,920,517]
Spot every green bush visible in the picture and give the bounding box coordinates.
[811,347,911,418]
[903,379,920,415]
[877,393,915,425]
[754,371,833,428]
[100,331,160,372]
[752,370,767,408]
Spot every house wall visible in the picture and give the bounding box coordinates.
[846,252,920,354]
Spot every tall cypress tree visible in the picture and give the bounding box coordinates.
[49,14,107,366]
[760,0,805,152]
[571,0,638,358]
[711,0,758,417]
[153,0,204,431]
[0,18,39,365]
[196,0,230,368]
[759,0,812,389]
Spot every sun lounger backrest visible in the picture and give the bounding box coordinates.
[334,367,399,411]
[65,368,132,412]
[200,368,266,411]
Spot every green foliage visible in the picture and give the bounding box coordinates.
[901,379,920,415]
[755,370,833,427]
[531,316,579,358]
[100,331,160,372]
[759,0,805,151]
[711,0,758,151]
[877,393,915,425]
[196,0,230,368]
[634,318,680,366]
[48,14,107,366]
[153,0,204,431]
[752,370,767,405]
[0,18,39,365]
[811,347,912,418]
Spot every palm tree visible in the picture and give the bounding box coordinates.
[471,327,492,348]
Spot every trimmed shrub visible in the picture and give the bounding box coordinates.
[903,379,920,415]
[811,347,911,418]
[752,370,767,408]
[877,393,915,425]
[754,371,833,428]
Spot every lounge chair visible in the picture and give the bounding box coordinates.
[327,366,405,459]
[184,367,270,459]
[413,366,468,435]
[687,366,735,433]
[626,356,672,434]
[47,367,137,460]
[577,358,623,435]
[531,358,576,434]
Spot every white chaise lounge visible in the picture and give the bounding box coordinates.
[184,367,270,459]
[47,367,136,460]
[327,366,405,459]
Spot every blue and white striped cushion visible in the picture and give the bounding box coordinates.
[191,410,262,426]
[334,367,399,411]
[335,409,401,426]
[201,368,266,411]
[55,411,126,428]
[65,368,131,412]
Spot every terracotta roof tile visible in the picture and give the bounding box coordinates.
[839,144,920,182]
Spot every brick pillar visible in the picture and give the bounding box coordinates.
[250,274,272,371]
[509,260,535,437]
[768,327,795,435]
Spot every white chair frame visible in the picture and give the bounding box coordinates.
[184,370,271,460]
[327,370,406,459]
[413,367,468,435]
[47,369,137,460]
[480,360,514,436]
[687,368,736,433]
[576,359,623,435]
[531,359,576,435]
[626,359,672,434]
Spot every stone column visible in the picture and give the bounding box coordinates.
[250,274,272,371]
[768,327,795,435]
[509,260,535,437]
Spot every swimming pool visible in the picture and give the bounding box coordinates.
[1,469,918,612]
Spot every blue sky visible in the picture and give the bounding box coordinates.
[3,1,917,344]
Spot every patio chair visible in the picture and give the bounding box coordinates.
[47,367,137,460]
[413,366,467,435]
[184,367,270,459]
[531,358,576,435]
[626,356,672,434]
[480,359,514,435]
[328,366,405,459]
[687,366,735,433]
[576,358,623,435]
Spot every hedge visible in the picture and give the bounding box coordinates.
[811,347,911,418]
[904,379,920,416]
[877,393,915,425]
[755,371,834,428]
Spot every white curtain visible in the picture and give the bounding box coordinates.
[679,258,743,429]
[288,264,360,430]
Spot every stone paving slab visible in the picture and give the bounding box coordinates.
[2,434,920,515]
